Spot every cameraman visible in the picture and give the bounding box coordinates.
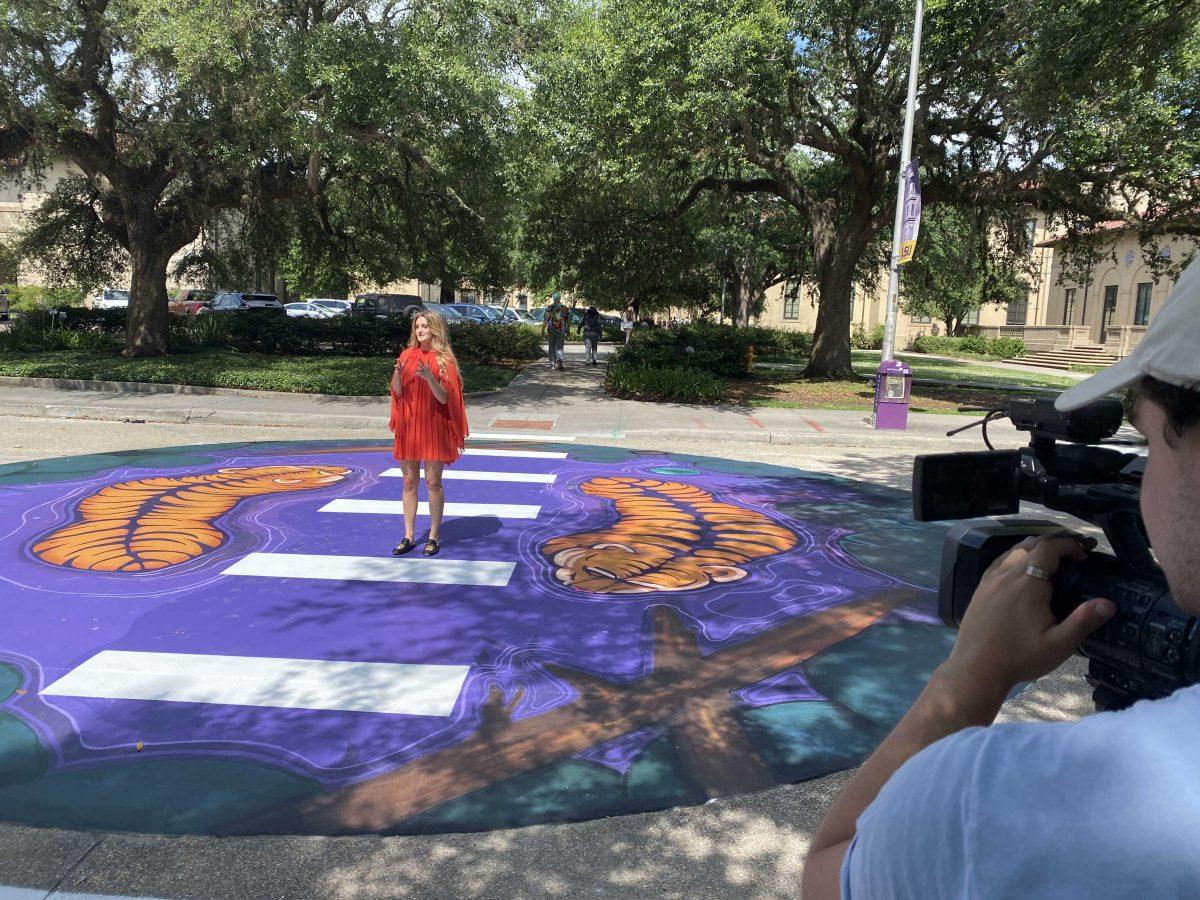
[803,261,1200,899]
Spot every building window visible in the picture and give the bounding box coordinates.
[910,312,932,324]
[1006,290,1029,325]
[1023,218,1037,246]
[1134,282,1152,326]
[783,284,799,320]
[1062,288,1076,325]
[962,308,980,326]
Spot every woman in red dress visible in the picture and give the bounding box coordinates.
[388,311,469,557]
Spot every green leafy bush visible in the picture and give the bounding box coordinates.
[956,333,991,354]
[986,337,1026,358]
[447,323,542,364]
[909,334,1026,359]
[851,323,885,350]
[618,323,756,377]
[605,359,726,402]
[1,284,86,312]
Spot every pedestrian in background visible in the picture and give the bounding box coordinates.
[621,305,635,344]
[388,311,468,558]
[582,306,602,365]
[542,292,569,370]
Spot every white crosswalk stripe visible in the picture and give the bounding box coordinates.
[42,650,471,717]
[463,448,568,459]
[319,499,541,519]
[222,552,515,586]
[380,468,556,484]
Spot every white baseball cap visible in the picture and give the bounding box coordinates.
[1056,258,1200,411]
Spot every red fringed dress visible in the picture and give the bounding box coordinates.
[388,347,469,463]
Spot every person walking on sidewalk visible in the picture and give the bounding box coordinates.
[388,311,468,558]
[581,306,603,366]
[542,292,569,370]
[621,305,635,344]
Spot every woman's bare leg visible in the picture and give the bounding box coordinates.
[401,459,420,541]
[424,461,445,541]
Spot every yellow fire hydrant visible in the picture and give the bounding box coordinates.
[745,345,756,374]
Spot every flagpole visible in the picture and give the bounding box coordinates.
[879,0,925,363]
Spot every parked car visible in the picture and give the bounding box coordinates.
[200,291,285,314]
[352,293,424,320]
[168,288,213,315]
[500,307,536,324]
[450,303,506,324]
[308,298,352,316]
[284,302,334,319]
[0,288,9,322]
[89,288,130,310]
[527,307,546,323]
[423,301,467,322]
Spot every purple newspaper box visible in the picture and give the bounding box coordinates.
[872,359,912,430]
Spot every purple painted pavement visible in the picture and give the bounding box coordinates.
[0,440,940,826]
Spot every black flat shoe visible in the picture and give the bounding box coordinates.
[392,537,416,556]
[422,538,440,557]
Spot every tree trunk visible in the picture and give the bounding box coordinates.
[804,212,872,379]
[944,317,954,336]
[439,282,456,303]
[733,270,752,328]
[124,235,171,358]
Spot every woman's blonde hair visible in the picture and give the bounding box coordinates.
[406,311,459,377]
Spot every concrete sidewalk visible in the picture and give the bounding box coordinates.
[0,342,1030,450]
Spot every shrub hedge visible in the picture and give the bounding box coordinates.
[909,334,1026,359]
[2,308,542,366]
[604,359,726,403]
[616,322,814,378]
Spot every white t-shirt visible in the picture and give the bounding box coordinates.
[841,684,1200,899]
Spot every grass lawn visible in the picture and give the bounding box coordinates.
[0,349,522,396]
[759,350,1079,389]
[735,351,1080,413]
[727,371,1053,414]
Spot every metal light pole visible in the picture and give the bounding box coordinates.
[879,0,924,363]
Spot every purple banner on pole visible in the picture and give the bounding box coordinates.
[898,160,921,264]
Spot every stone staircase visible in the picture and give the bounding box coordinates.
[1020,344,1121,371]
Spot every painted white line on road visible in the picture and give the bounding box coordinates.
[43,650,470,717]
[464,448,568,459]
[470,432,576,442]
[319,499,541,519]
[222,552,515,586]
[380,468,556,484]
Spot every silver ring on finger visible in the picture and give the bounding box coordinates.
[1026,564,1053,581]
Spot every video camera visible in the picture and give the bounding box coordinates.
[913,396,1196,712]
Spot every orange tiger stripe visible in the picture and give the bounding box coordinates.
[543,476,798,594]
[33,466,350,573]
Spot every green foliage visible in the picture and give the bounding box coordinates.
[6,309,541,366]
[900,205,1031,334]
[615,322,813,376]
[850,324,885,351]
[0,350,518,395]
[447,323,543,365]
[1,284,87,312]
[604,359,726,403]
[15,177,128,295]
[909,335,1026,360]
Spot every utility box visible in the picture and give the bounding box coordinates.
[872,359,912,430]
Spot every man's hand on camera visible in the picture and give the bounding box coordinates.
[942,532,1115,696]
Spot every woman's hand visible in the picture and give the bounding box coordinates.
[416,360,436,383]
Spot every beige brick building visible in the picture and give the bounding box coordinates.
[756,212,1195,359]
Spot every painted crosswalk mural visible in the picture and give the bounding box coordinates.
[0,439,954,836]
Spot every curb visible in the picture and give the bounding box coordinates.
[0,402,967,449]
[0,375,495,401]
